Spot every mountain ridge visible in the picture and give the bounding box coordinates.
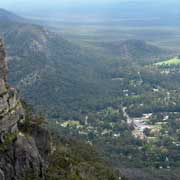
[0,8,23,22]
[0,9,109,118]
[98,39,170,65]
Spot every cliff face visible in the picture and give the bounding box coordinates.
[0,41,7,81]
[0,39,45,180]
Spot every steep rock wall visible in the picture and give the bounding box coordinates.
[0,39,46,180]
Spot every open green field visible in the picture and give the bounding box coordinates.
[155,57,180,66]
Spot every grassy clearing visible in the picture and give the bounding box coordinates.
[155,57,180,66]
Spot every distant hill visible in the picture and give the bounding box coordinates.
[0,9,111,118]
[98,39,170,64]
[0,8,23,22]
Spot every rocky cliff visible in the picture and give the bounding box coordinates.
[0,39,45,180]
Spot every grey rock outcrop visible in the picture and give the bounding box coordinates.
[0,134,44,180]
[0,39,24,142]
[0,39,46,180]
[0,40,7,81]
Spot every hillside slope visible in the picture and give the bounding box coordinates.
[0,11,110,118]
[0,8,23,22]
[98,39,170,64]
[0,38,122,180]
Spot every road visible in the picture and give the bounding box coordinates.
[122,107,152,139]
